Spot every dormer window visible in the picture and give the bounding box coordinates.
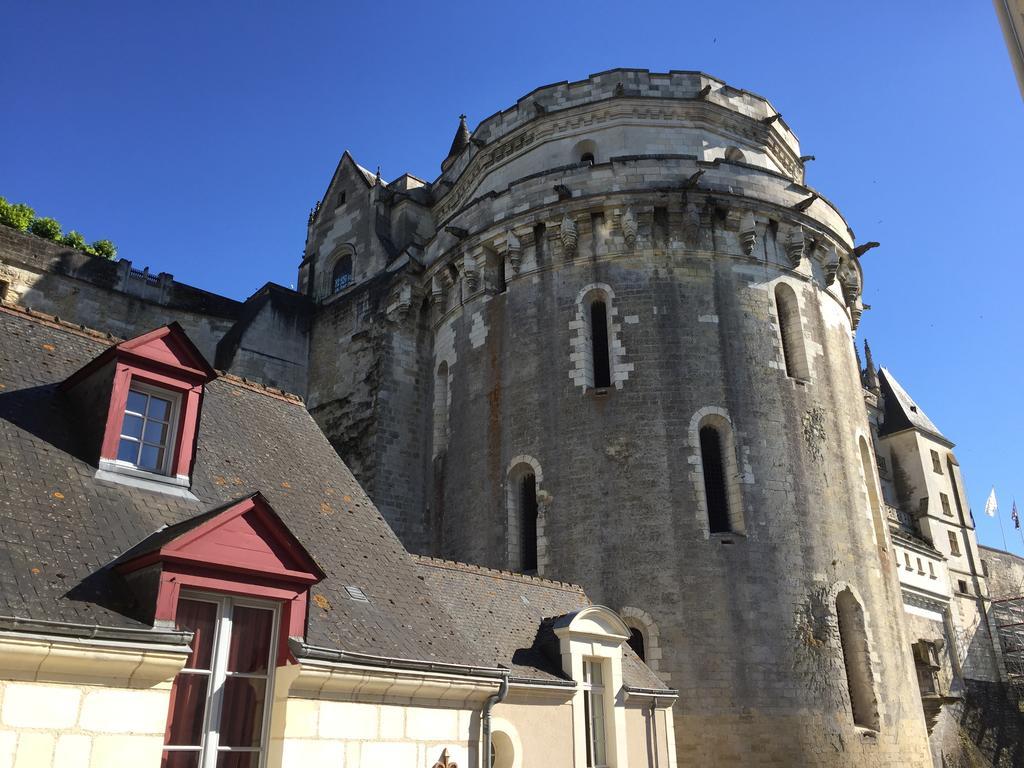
[60,323,215,496]
[117,385,179,474]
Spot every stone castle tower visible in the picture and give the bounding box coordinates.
[296,70,934,765]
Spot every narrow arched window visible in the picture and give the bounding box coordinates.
[836,589,879,730]
[519,472,538,572]
[580,152,595,165]
[627,627,646,661]
[332,254,353,294]
[774,283,809,380]
[590,300,611,389]
[859,437,886,550]
[700,426,731,533]
[433,362,449,455]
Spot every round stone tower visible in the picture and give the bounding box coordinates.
[419,70,931,766]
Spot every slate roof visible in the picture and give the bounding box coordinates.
[0,306,475,665]
[877,368,949,444]
[416,557,666,689]
[0,306,671,690]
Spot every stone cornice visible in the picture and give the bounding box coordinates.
[434,97,804,223]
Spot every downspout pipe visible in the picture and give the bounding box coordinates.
[482,672,510,767]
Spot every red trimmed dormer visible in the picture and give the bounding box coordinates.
[61,323,215,496]
[115,493,324,767]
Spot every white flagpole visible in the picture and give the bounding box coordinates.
[998,501,1009,551]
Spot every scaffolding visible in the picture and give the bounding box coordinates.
[991,595,1024,688]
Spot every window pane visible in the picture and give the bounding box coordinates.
[144,420,169,446]
[162,751,201,768]
[121,413,144,439]
[126,390,148,414]
[227,606,274,674]
[176,599,218,670]
[216,753,257,768]
[219,678,266,748]
[164,674,209,746]
[139,444,164,471]
[148,396,172,421]
[590,689,606,765]
[117,438,139,464]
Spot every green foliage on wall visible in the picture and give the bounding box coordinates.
[28,216,62,241]
[0,197,35,231]
[0,196,117,260]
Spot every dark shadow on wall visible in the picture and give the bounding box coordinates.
[953,679,1024,767]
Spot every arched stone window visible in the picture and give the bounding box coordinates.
[570,284,629,393]
[836,589,880,731]
[329,251,353,295]
[618,606,664,677]
[724,146,746,162]
[627,627,646,661]
[433,362,449,456]
[859,436,886,551]
[692,410,745,535]
[774,283,809,380]
[507,458,543,573]
[573,139,597,165]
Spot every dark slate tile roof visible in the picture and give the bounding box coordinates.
[415,556,668,690]
[877,368,948,444]
[0,307,479,666]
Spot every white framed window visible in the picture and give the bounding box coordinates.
[582,659,608,768]
[116,383,180,475]
[162,593,278,768]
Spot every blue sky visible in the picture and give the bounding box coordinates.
[2,2,1022,554]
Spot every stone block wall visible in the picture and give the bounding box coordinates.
[0,680,173,768]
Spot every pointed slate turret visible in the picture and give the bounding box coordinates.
[863,339,880,393]
[441,114,471,172]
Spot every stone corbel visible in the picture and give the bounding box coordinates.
[504,230,522,274]
[739,211,758,255]
[682,202,701,245]
[430,274,445,306]
[783,224,805,268]
[560,215,578,259]
[823,246,840,285]
[850,297,864,331]
[620,207,638,249]
[387,282,413,322]
[462,251,480,292]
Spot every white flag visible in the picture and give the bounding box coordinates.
[985,487,999,517]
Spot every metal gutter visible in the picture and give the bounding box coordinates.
[0,614,192,647]
[289,638,508,679]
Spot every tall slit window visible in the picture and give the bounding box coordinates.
[331,254,353,294]
[700,426,731,533]
[590,300,611,389]
[582,659,608,768]
[117,385,178,474]
[774,283,809,380]
[162,594,277,768]
[520,472,538,572]
[433,362,449,455]
[836,590,879,731]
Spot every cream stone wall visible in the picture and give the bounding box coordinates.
[278,697,476,768]
[0,632,188,768]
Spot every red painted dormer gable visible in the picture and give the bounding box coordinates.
[117,493,324,662]
[119,492,324,583]
[61,323,216,488]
